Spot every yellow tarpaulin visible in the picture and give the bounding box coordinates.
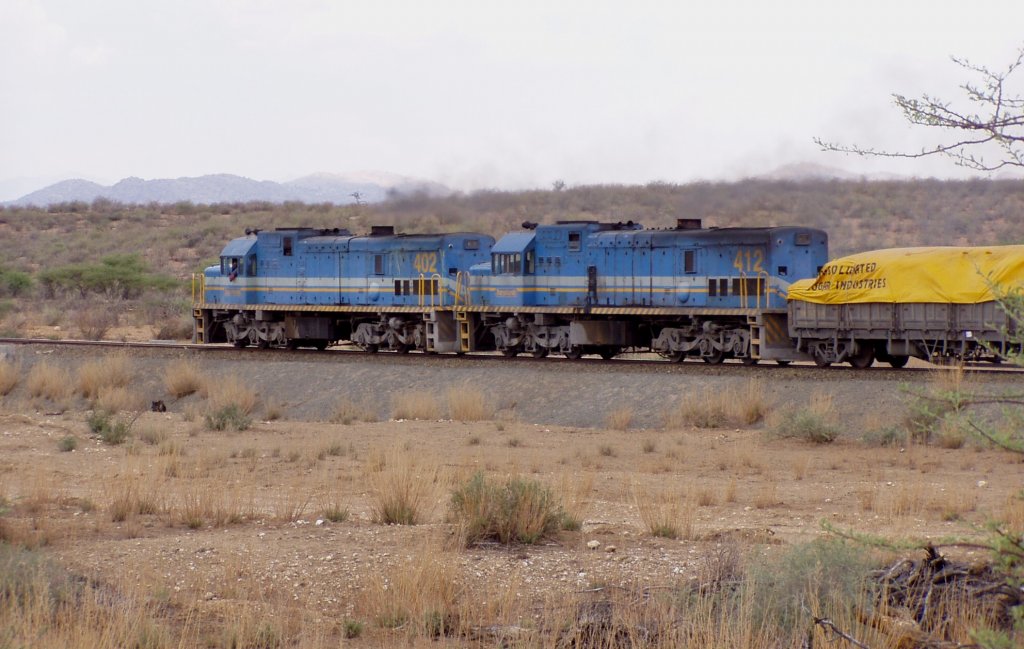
[787,246,1024,305]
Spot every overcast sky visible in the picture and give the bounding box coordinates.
[1,0,1022,199]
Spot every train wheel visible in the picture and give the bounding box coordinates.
[564,346,584,360]
[532,348,549,359]
[395,344,412,354]
[775,360,791,367]
[364,344,379,354]
[813,354,832,368]
[598,346,620,360]
[702,349,725,365]
[233,339,249,348]
[666,351,685,363]
[848,346,875,369]
[741,357,758,366]
[314,341,329,351]
[501,348,519,358]
[257,339,270,349]
[887,355,910,368]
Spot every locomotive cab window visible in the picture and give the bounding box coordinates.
[568,232,581,252]
[246,256,257,276]
[283,237,293,256]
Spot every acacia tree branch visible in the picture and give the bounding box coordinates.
[816,46,1024,171]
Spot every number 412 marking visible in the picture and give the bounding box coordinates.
[733,249,764,274]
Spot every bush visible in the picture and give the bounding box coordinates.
[450,473,563,545]
[772,393,840,443]
[204,404,251,431]
[57,435,78,452]
[163,359,204,398]
[38,254,178,299]
[88,410,131,445]
[0,359,19,396]
[0,268,32,297]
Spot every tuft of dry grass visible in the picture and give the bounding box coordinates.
[770,391,840,443]
[164,358,205,398]
[0,359,19,396]
[666,379,771,429]
[606,405,635,431]
[25,362,72,401]
[368,450,440,525]
[77,354,133,400]
[391,390,442,421]
[447,384,494,421]
[205,375,258,415]
[359,542,461,634]
[634,484,695,540]
[95,385,143,413]
[330,396,377,424]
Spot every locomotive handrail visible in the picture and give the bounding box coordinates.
[454,271,470,308]
[430,273,443,308]
[417,274,427,309]
[191,272,206,306]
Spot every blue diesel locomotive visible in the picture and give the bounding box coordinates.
[195,226,494,352]
[193,219,829,363]
[465,219,828,362]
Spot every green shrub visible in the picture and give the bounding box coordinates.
[88,410,130,445]
[38,254,178,299]
[774,408,840,443]
[57,435,78,452]
[450,472,563,546]
[0,268,32,297]
[342,619,364,639]
[204,404,251,431]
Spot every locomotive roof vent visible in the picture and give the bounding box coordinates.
[521,221,538,230]
[676,218,702,230]
[370,225,396,236]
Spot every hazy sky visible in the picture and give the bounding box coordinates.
[2,0,1022,199]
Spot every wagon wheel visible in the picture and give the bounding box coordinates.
[848,345,875,369]
[531,347,549,359]
[363,343,379,354]
[564,346,584,360]
[887,355,910,368]
[501,348,519,358]
[741,356,758,366]
[395,344,413,354]
[314,341,329,351]
[813,353,832,368]
[702,348,725,365]
[775,360,791,367]
[598,346,620,360]
[666,351,685,363]
[233,339,249,348]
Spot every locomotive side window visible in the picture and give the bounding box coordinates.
[684,250,695,274]
[719,278,728,296]
[778,265,788,277]
[463,239,479,250]
[795,233,812,246]
[568,232,581,252]
[283,237,293,256]
[525,251,535,274]
[247,257,257,276]
[708,279,717,297]
[374,254,384,275]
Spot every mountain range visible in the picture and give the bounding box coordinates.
[4,172,450,207]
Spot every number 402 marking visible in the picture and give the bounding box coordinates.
[413,252,438,274]
[733,248,764,274]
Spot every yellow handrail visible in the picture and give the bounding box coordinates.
[430,273,442,307]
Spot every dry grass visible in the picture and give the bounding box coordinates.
[447,384,494,421]
[368,450,441,525]
[24,361,72,401]
[76,354,133,400]
[329,396,377,424]
[666,378,771,429]
[359,542,462,635]
[555,472,594,531]
[205,375,258,415]
[163,358,205,398]
[392,390,442,420]
[0,359,19,395]
[95,385,143,413]
[770,391,841,443]
[634,484,695,540]
[606,405,635,430]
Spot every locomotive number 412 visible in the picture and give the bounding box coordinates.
[733,249,765,274]
[413,252,438,274]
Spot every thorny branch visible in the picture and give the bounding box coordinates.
[816,48,1024,171]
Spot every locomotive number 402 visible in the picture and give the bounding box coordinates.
[413,252,438,274]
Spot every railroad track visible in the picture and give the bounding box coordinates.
[2,337,1020,384]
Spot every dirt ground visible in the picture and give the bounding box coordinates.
[0,344,1021,646]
